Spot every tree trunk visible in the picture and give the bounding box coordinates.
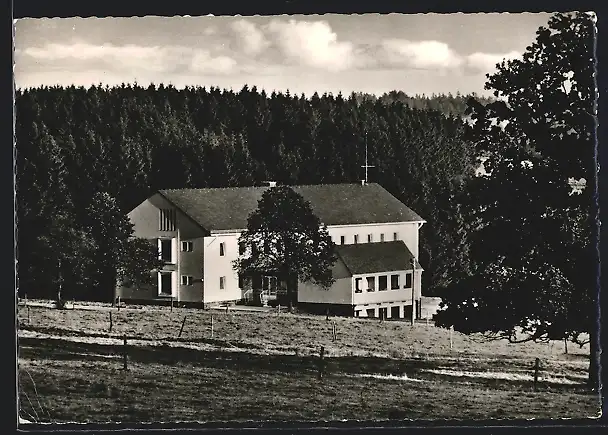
[286,274,298,311]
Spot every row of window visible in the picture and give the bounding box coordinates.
[336,232,399,245]
[354,273,412,293]
[179,274,280,290]
[179,274,226,289]
[355,306,411,318]
[167,232,402,260]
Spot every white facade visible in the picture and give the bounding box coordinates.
[118,191,424,315]
[202,232,242,303]
[326,222,422,257]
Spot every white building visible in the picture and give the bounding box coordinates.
[117,182,426,318]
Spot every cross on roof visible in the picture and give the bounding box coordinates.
[361,134,375,184]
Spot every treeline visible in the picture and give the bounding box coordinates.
[354,90,494,118]
[16,84,481,301]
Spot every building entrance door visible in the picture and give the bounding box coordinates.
[391,306,400,319]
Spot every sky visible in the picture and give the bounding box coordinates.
[14,13,553,97]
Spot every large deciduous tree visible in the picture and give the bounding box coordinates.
[435,12,599,387]
[232,186,336,307]
[85,191,165,301]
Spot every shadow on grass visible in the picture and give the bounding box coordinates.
[19,336,592,394]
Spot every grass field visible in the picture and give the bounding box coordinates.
[17,302,601,424]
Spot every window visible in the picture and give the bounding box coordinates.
[354,234,359,244]
[219,276,225,290]
[391,274,400,290]
[366,276,375,292]
[159,239,175,263]
[159,208,176,231]
[355,310,361,317]
[340,236,345,245]
[379,275,388,291]
[159,272,173,295]
[405,272,413,289]
[367,234,373,243]
[181,241,193,252]
[263,276,277,291]
[380,233,385,242]
[181,275,194,286]
[238,242,246,255]
[366,308,375,318]
[393,232,399,241]
[355,277,363,293]
[219,242,225,256]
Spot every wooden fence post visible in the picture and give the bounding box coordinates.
[27,306,30,324]
[332,321,337,342]
[211,314,214,339]
[24,294,28,307]
[109,312,113,332]
[277,304,281,316]
[117,296,121,311]
[449,325,454,350]
[318,346,325,380]
[122,335,128,371]
[178,316,187,338]
[533,358,540,391]
[564,338,568,354]
[170,297,174,312]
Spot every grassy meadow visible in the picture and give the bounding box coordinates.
[17,302,600,424]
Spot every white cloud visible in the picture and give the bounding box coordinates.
[264,19,355,72]
[23,43,178,73]
[379,39,463,70]
[230,19,269,56]
[16,21,527,88]
[191,50,237,74]
[465,50,521,73]
[20,42,238,75]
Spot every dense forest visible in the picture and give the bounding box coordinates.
[15,85,484,301]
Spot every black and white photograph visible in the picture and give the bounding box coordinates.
[14,10,601,425]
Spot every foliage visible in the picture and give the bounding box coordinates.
[435,12,598,385]
[16,85,478,300]
[118,238,165,288]
[233,186,336,302]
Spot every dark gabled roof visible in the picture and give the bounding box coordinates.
[158,183,424,232]
[335,241,422,275]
